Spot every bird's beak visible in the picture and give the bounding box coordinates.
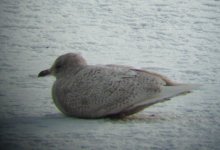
[38,69,51,77]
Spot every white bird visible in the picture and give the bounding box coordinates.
[38,53,198,118]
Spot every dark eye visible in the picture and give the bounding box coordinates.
[56,64,62,69]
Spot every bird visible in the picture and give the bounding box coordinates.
[38,53,199,119]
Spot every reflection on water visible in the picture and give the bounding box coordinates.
[0,0,220,149]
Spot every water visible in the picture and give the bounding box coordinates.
[0,0,220,149]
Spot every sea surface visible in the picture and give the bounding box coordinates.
[0,0,220,150]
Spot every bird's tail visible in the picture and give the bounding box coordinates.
[110,84,200,117]
[134,84,200,108]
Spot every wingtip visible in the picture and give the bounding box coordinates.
[174,83,202,90]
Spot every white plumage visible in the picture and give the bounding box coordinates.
[38,53,199,118]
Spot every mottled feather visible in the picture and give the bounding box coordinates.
[38,53,199,118]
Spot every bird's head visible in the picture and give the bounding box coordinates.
[38,53,87,78]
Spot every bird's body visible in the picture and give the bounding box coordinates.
[38,53,199,118]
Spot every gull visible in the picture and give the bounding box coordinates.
[38,53,198,118]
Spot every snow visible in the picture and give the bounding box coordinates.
[0,0,220,149]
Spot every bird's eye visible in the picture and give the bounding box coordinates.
[56,64,62,69]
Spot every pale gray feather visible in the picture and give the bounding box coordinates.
[38,53,199,118]
[52,65,166,118]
